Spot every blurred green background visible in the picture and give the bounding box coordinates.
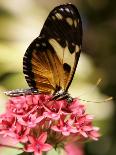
[0,0,116,155]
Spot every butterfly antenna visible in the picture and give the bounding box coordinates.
[78,96,113,103]
[78,78,102,97]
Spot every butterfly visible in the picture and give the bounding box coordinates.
[5,3,82,102]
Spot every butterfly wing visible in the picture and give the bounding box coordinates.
[23,3,82,94]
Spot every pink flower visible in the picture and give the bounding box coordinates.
[0,114,16,137]
[75,115,100,139]
[43,100,64,120]
[17,112,44,128]
[52,116,78,136]
[0,135,17,146]
[6,96,29,115]
[24,132,52,155]
[0,94,100,153]
[75,115,92,137]
[0,113,31,142]
[13,123,30,143]
[68,99,85,115]
[88,127,100,140]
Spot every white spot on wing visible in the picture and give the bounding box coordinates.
[49,39,63,62]
[55,13,63,20]
[42,43,46,47]
[78,19,80,24]
[48,39,75,69]
[76,45,80,53]
[66,17,73,26]
[23,56,27,59]
[65,8,70,13]
[23,65,27,69]
[36,43,40,47]
[52,16,55,20]
[59,8,64,11]
[72,43,75,46]
[74,20,77,28]
[63,42,75,67]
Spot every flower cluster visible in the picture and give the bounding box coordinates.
[0,94,100,155]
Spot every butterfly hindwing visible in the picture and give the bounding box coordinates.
[23,3,82,94]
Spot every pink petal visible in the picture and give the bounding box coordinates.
[80,131,88,138]
[16,123,21,132]
[34,151,42,155]
[42,144,52,151]
[28,136,35,144]
[0,135,17,145]
[93,127,99,131]
[43,112,59,120]
[70,128,78,133]
[24,128,30,135]
[86,115,94,120]
[20,136,28,143]
[17,118,26,126]
[62,131,70,136]
[67,119,74,126]
[51,126,61,132]
[65,143,84,155]
[35,116,44,123]
[83,126,92,131]
[37,132,47,143]
[89,131,100,140]
[24,144,34,152]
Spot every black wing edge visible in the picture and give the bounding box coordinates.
[23,38,38,89]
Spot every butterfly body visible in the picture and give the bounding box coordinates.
[4,88,39,97]
[6,4,82,102]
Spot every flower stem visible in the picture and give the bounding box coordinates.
[0,144,23,150]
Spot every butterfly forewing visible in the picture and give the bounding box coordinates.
[23,3,82,94]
